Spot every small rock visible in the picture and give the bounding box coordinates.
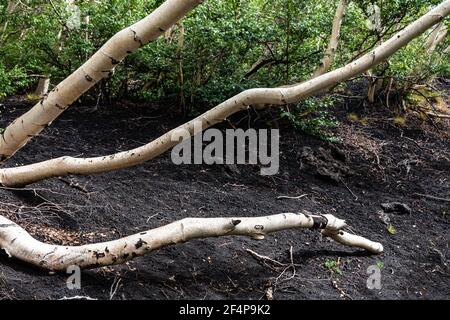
[377,210,391,225]
[381,202,412,215]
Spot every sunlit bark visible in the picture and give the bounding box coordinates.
[0,0,202,162]
[1,0,449,187]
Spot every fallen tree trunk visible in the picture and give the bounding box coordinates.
[0,0,202,163]
[0,212,383,271]
[1,0,449,187]
[34,76,51,98]
[427,25,448,53]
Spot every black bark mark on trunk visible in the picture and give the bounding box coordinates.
[135,238,147,249]
[0,223,16,228]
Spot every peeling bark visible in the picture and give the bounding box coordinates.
[0,213,383,271]
[0,1,449,187]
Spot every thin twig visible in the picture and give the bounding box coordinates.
[58,178,89,193]
[340,178,358,201]
[433,249,449,271]
[246,249,287,268]
[331,280,353,300]
[109,276,122,300]
[59,296,97,300]
[276,194,308,200]
[414,193,450,202]
[274,246,296,285]
[426,112,450,119]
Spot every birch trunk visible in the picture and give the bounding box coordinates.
[426,25,448,53]
[425,22,443,50]
[0,0,202,163]
[312,0,347,77]
[1,0,449,187]
[0,212,383,271]
[366,70,384,104]
[33,76,51,98]
[0,0,18,44]
[244,42,278,79]
[83,15,90,42]
[177,22,186,113]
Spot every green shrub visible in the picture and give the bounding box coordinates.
[0,64,29,99]
[281,96,341,142]
[0,0,448,121]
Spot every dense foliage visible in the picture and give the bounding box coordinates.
[0,0,448,131]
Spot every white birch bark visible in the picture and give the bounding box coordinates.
[34,76,51,98]
[0,0,18,44]
[0,0,449,187]
[0,0,202,162]
[0,212,383,271]
[312,0,347,77]
[427,25,448,53]
[425,21,443,50]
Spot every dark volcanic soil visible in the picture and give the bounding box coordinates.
[0,90,449,300]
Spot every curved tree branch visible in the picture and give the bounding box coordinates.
[0,1,449,187]
[426,24,448,53]
[0,0,202,163]
[0,212,383,271]
[312,0,347,77]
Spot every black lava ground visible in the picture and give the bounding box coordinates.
[0,88,449,300]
